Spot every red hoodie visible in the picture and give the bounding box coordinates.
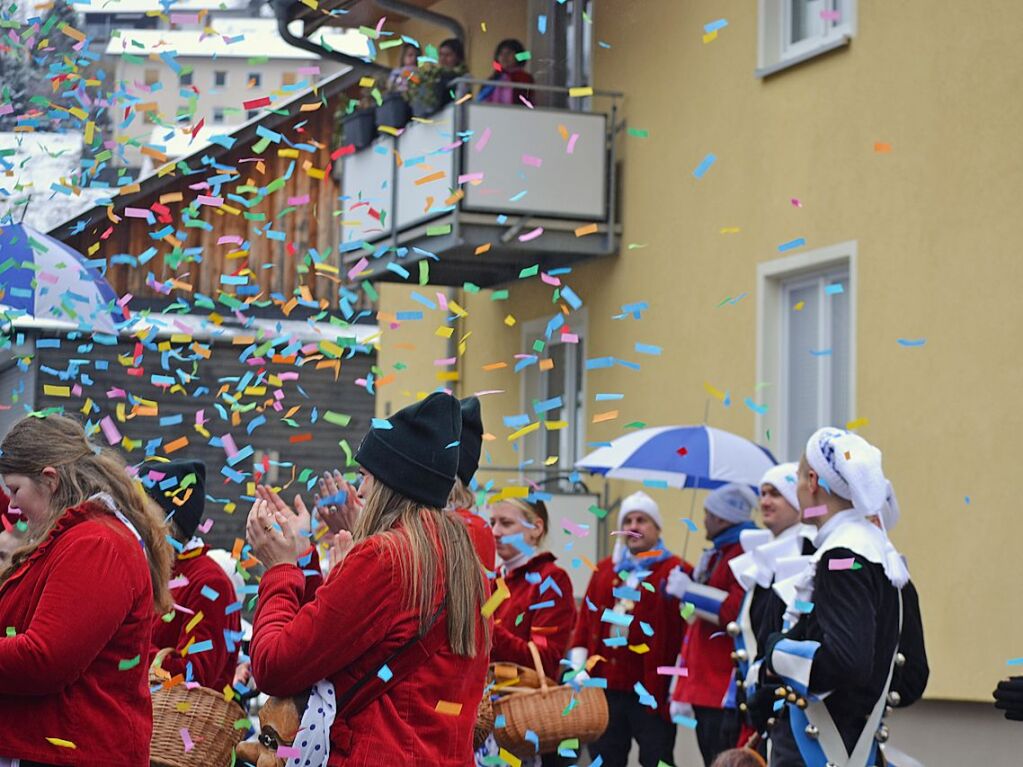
[150,547,242,692]
[0,499,154,767]
[250,525,488,766]
[492,552,576,678]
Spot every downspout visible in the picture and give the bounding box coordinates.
[368,0,465,392]
[372,0,465,43]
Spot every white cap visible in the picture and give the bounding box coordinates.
[759,462,800,513]
[618,490,662,530]
[704,483,758,525]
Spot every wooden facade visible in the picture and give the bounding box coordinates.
[53,67,376,315]
[29,333,376,549]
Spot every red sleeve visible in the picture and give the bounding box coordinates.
[0,532,138,695]
[492,567,575,678]
[249,540,402,697]
[153,562,237,690]
[569,566,603,654]
[300,545,324,602]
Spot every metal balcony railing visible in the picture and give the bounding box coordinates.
[336,79,625,286]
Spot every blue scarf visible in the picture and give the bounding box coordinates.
[712,520,758,550]
[616,537,674,574]
[694,521,760,583]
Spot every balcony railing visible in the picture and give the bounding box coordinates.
[336,79,624,287]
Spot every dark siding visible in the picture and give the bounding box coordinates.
[32,333,376,549]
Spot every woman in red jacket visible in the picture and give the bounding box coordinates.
[0,414,172,767]
[480,497,576,766]
[246,392,490,767]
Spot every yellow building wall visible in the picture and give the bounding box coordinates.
[374,0,1023,702]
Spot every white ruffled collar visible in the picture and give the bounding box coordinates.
[776,512,910,627]
[730,523,815,591]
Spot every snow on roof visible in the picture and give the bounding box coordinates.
[104,17,370,60]
[75,0,248,15]
[0,133,108,233]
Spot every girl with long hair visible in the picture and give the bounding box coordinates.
[247,392,490,766]
[0,414,172,767]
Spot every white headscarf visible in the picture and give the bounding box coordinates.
[878,480,900,532]
[704,483,758,524]
[759,462,800,513]
[804,427,887,516]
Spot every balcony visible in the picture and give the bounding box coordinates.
[335,80,623,287]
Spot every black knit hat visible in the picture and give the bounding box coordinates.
[141,459,207,539]
[457,396,483,485]
[355,392,462,508]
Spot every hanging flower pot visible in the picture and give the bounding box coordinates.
[342,108,377,150]
[375,91,411,131]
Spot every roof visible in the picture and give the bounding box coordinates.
[48,57,388,239]
[0,133,109,232]
[75,0,249,14]
[104,17,370,60]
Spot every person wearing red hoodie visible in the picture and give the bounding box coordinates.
[667,484,760,767]
[480,496,576,766]
[143,458,242,693]
[0,414,172,767]
[247,392,490,767]
[449,396,496,574]
[569,491,690,767]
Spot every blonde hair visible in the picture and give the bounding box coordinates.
[0,415,173,613]
[447,477,475,511]
[498,498,549,544]
[354,477,490,657]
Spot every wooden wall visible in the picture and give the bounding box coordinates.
[59,85,360,314]
[32,332,376,550]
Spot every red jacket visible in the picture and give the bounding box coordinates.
[672,541,746,709]
[250,530,488,766]
[150,547,241,692]
[0,499,154,767]
[452,507,496,574]
[571,554,689,720]
[492,552,575,678]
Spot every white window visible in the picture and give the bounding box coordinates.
[757,242,855,461]
[757,0,856,77]
[520,311,586,484]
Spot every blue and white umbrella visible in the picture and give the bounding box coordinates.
[0,223,127,334]
[576,425,777,490]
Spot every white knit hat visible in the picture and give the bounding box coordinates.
[759,462,800,513]
[618,490,662,530]
[704,483,758,525]
[612,491,663,566]
[805,427,887,516]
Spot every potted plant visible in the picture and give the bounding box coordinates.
[340,84,379,150]
[376,90,411,130]
[406,64,449,118]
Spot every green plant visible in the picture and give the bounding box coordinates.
[406,63,467,113]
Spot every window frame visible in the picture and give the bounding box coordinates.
[519,308,588,479]
[179,69,193,86]
[756,241,857,460]
[214,70,228,87]
[248,71,262,88]
[212,107,226,124]
[757,0,856,78]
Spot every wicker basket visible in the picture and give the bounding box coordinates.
[474,694,495,749]
[492,642,608,757]
[150,682,245,767]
